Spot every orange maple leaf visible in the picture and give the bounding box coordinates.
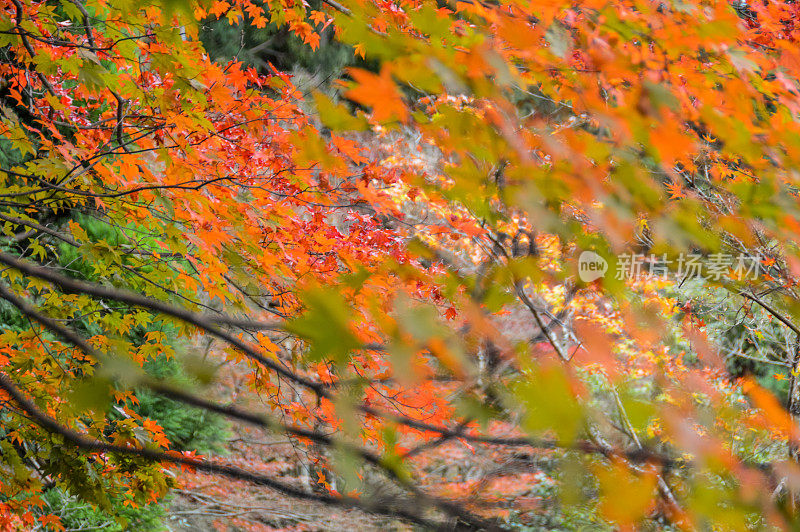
[345,66,408,123]
[310,10,327,26]
[210,1,231,18]
[665,181,685,199]
[354,43,366,58]
[38,514,64,532]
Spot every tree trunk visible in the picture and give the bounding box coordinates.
[789,336,800,463]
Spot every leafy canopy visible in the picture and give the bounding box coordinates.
[4,0,800,529]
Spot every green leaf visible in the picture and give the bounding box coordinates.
[515,363,584,443]
[68,377,113,415]
[285,287,361,363]
[313,91,368,132]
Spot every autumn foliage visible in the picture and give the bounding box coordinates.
[4,0,800,529]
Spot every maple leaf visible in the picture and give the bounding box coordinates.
[210,1,231,18]
[354,43,366,58]
[665,181,685,199]
[38,514,64,532]
[345,66,408,123]
[310,10,327,26]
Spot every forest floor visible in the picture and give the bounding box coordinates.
[159,354,410,532]
[162,434,409,531]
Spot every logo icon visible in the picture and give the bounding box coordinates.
[578,251,608,282]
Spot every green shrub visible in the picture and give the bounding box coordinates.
[39,487,166,531]
[135,354,229,455]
